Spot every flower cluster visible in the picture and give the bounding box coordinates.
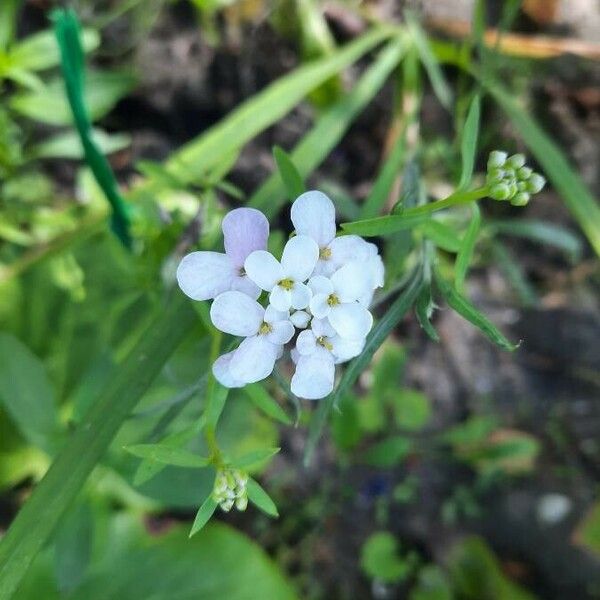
[212,467,248,512]
[177,191,383,399]
[486,151,545,206]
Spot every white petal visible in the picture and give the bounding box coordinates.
[311,317,336,338]
[330,335,364,363]
[329,235,372,267]
[229,336,279,384]
[266,320,295,345]
[269,285,292,311]
[230,274,261,299]
[331,261,373,303]
[328,303,373,339]
[369,254,385,289]
[210,291,263,336]
[290,282,311,310]
[308,275,334,296]
[176,251,235,301]
[212,352,246,388]
[222,207,269,267]
[296,329,317,356]
[290,190,336,247]
[244,250,282,291]
[358,289,375,308]
[264,304,289,323]
[291,354,335,400]
[290,348,300,364]
[290,310,310,329]
[309,293,331,319]
[281,235,319,282]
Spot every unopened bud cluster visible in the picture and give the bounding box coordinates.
[212,468,248,512]
[486,151,545,206]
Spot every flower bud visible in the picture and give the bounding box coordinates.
[508,181,519,198]
[511,192,530,206]
[517,181,527,192]
[235,495,248,511]
[488,151,507,169]
[517,166,532,180]
[220,498,234,512]
[487,168,505,183]
[527,173,546,194]
[489,183,510,200]
[507,153,526,169]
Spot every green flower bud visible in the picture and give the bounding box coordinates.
[503,167,516,180]
[517,166,532,180]
[527,173,546,194]
[511,192,530,206]
[487,168,505,183]
[220,498,234,512]
[508,181,519,198]
[235,495,248,511]
[490,183,510,200]
[517,181,527,192]
[488,150,508,169]
[507,153,526,169]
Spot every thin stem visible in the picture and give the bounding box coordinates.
[402,186,489,218]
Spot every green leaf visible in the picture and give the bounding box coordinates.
[488,82,600,257]
[391,390,431,431]
[434,269,518,351]
[249,35,408,217]
[455,203,481,293]
[160,27,396,185]
[393,160,421,213]
[0,294,196,599]
[488,219,582,262]
[53,500,92,594]
[9,29,99,72]
[490,241,538,307]
[272,145,305,200]
[575,501,600,558]
[419,220,462,253]
[409,565,452,600]
[458,94,480,189]
[342,213,430,237]
[244,383,292,425]
[363,435,412,467]
[0,333,60,451]
[415,283,439,341]
[361,532,414,583]
[247,478,279,517]
[30,128,131,160]
[229,447,280,470]
[124,444,209,468]
[11,70,136,126]
[360,128,406,219]
[0,0,19,50]
[305,269,423,465]
[406,12,453,109]
[189,495,218,537]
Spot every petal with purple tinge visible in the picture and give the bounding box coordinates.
[223,207,269,267]
[176,251,235,301]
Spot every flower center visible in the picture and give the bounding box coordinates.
[319,247,332,260]
[316,336,333,351]
[278,278,295,291]
[258,321,272,335]
[327,293,340,307]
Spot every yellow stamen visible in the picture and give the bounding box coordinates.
[316,336,333,351]
[327,293,339,307]
[259,322,272,335]
[278,278,294,291]
[319,247,332,260]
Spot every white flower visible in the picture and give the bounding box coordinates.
[177,207,268,300]
[291,319,364,399]
[291,190,380,277]
[290,310,311,329]
[210,291,294,385]
[244,235,318,312]
[308,263,374,340]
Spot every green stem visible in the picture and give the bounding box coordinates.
[402,186,489,218]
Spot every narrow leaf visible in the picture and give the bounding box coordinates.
[490,241,538,308]
[419,220,462,253]
[230,448,280,470]
[244,383,292,425]
[458,94,481,189]
[455,203,481,293]
[273,146,305,200]
[415,284,439,341]
[247,478,279,517]
[305,269,423,465]
[189,496,218,538]
[0,294,196,598]
[434,269,517,351]
[124,444,209,468]
[342,213,430,237]
[249,36,408,217]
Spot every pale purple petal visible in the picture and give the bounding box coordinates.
[213,351,247,388]
[230,274,261,299]
[210,291,264,336]
[176,251,235,301]
[290,190,336,247]
[223,208,269,268]
[266,320,295,345]
[229,336,279,383]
